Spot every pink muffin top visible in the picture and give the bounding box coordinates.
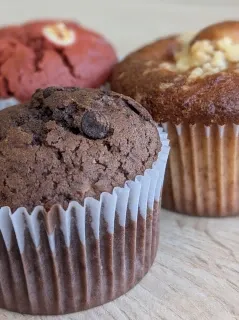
[0,19,117,102]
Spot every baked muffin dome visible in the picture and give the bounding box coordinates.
[0,87,160,211]
[111,21,239,125]
[0,19,117,102]
[111,21,239,217]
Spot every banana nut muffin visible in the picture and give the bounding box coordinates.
[111,21,239,216]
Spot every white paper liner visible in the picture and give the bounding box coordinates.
[0,98,20,110]
[162,122,239,216]
[0,128,169,253]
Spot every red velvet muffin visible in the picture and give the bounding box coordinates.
[0,19,117,104]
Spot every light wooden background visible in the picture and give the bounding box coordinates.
[0,1,239,319]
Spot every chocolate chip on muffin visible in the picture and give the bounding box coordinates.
[81,110,111,139]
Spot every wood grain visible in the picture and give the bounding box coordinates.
[0,0,239,319]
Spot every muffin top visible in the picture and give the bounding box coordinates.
[0,19,117,102]
[0,87,160,212]
[111,21,239,125]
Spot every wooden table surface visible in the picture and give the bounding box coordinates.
[0,0,239,319]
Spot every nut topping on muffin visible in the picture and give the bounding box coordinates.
[42,22,76,46]
[111,20,239,125]
[159,21,239,80]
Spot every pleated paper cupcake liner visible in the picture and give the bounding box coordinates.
[0,128,169,315]
[162,122,239,216]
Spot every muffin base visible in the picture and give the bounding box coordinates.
[162,122,239,217]
[0,202,160,315]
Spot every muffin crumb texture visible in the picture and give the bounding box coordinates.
[0,87,160,211]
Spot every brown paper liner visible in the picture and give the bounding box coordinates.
[163,122,239,216]
[0,202,160,315]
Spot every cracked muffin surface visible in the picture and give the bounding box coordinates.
[0,87,160,211]
[0,19,117,102]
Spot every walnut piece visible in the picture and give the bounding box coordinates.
[159,33,239,81]
[42,22,76,46]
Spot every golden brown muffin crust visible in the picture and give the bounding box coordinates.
[111,21,239,125]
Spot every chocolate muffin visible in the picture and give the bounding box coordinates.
[111,21,239,217]
[0,86,159,211]
[0,19,117,105]
[0,87,169,315]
